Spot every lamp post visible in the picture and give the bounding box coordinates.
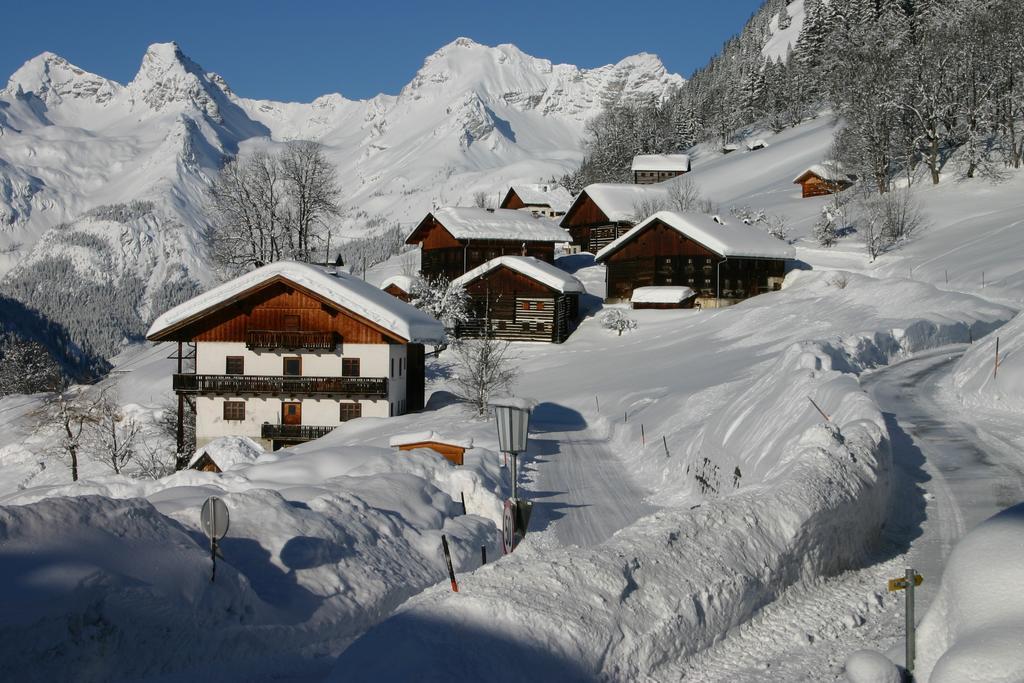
[492,397,534,552]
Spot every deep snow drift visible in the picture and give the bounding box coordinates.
[328,269,1013,681]
[910,502,1024,682]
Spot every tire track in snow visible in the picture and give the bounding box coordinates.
[523,425,657,547]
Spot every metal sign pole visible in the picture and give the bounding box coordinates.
[511,452,518,501]
[906,566,916,675]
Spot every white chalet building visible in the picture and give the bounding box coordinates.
[146,261,445,451]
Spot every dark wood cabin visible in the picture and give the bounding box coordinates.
[595,213,794,307]
[560,184,667,254]
[406,207,568,282]
[452,256,582,344]
[793,166,856,198]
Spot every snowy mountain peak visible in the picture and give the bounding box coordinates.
[4,52,121,107]
[127,42,225,120]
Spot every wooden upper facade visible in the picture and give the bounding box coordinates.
[149,277,406,347]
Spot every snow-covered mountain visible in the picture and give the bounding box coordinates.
[0,39,682,360]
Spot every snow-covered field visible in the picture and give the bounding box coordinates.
[1,108,1023,680]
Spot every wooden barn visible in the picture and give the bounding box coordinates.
[631,154,691,184]
[380,275,415,302]
[451,256,584,343]
[390,431,474,466]
[595,211,795,307]
[560,183,670,254]
[793,163,857,198]
[630,286,697,310]
[499,184,573,218]
[406,207,570,282]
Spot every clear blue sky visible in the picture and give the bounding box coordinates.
[2,0,765,102]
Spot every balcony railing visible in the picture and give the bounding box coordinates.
[173,374,388,398]
[246,330,340,351]
[261,424,336,443]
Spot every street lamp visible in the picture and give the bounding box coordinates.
[491,397,535,552]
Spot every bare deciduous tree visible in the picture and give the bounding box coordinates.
[450,339,519,416]
[410,276,469,335]
[88,396,143,475]
[32,389,104,482]
[207,142,341,276]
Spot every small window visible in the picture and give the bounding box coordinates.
[283,357,302,376]
[498,320,507,330]
[389,403,394,417]
[225,356,244,375]
[521,301,530,311]
[223,401,245,421]
[522,322,529,332]
[339,402,362,421]
[399,358,404,375]
[537,322,545,332]
[342,358,360,377]
[283,314,300,331]
[390,358,395,378]
[536,301,545,311]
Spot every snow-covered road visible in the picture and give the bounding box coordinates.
[683,345,1024,681]
[521,408,656,547]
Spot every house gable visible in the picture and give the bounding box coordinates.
[560,190,612,229]
[150,276,406,344]
[599,218,720,263]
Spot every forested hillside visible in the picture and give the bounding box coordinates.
[565,0,1024,192]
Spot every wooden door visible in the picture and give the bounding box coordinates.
[282,402,302,425]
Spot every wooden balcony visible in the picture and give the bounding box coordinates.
[261,424,336,443]
[245,330,340,351]
[173,374,388,398]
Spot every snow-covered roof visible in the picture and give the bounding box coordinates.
[631,286,696,304]
[409,207,570,243]
[631,154,691,173]
[187,436,264,471]
[389,431,474,449]
[595,211,796,262]
[489,396,538,411]
[505,184,573,212]
[567,183,670,224]
[147,261,445,344]
[451,256,584,294]
[380,275,415,293]
[793,162,856,184]
[745,139,768,150]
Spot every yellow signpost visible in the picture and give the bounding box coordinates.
[888,568,924,676]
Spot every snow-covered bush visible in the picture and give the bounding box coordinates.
[813,207,838,247]
[730,205,790,241]
[854,187,928,260]
[600,309,638,336]
[410,276,469,334]
[0,337,64,396]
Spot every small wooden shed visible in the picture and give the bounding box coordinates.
[631,286,697,309]
[500,184,573,218]
[390,432,474,466]
[793,163,857,198]
[380,275,415,302]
